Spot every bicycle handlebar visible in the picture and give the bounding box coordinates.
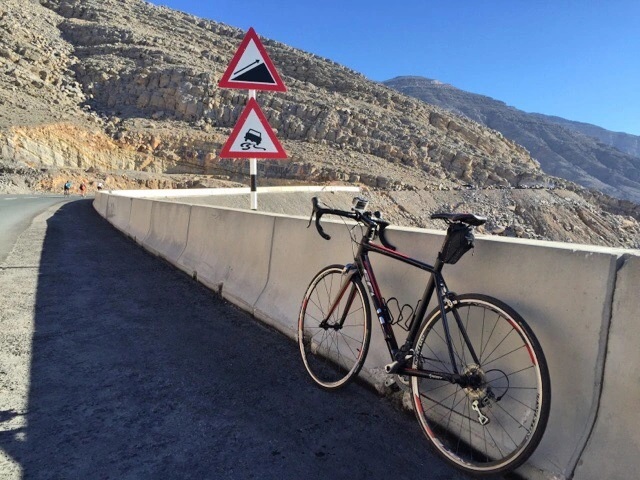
[308,197,353,240]
[376,218,396,251]
[308,197,396,250]
[310,197,330,240]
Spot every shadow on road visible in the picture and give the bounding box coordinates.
[0,200,470,479]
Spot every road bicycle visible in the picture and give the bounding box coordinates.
[298,196,550,475]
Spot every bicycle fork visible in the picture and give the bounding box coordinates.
[319,264,360,330]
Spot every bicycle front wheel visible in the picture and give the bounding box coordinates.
[411,294,550,475]
[298,264,371,390]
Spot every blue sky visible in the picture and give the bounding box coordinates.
[147,0,640,136]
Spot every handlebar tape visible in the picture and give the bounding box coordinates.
[309,197,331,240]
[316,211,331,240]
[378,222,397,251]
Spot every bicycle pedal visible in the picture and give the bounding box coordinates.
[383,376,401,392]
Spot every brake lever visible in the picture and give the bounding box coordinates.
[307,196,320,229]
[374,212,396,251]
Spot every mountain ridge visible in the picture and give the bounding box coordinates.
[383,76,640,203]
[529,112,640,157]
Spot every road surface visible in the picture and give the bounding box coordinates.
[0,197,492,479]
[0,194,69,264]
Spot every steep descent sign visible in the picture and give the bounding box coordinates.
[218,27,287,92]
[219,97,287,159]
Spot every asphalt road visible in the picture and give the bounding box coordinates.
[0,198,484,479]
[0,194,70,264]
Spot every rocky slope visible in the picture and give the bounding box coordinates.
[530,113,640,159]
[0,0,638,249]
[384,76,640,204]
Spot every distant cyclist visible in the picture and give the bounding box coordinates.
[64,181,71,196]
[80,182,87,197]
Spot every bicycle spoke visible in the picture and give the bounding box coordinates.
[481,343,528,367]
[482,418,507,458]
[501,392,538,412]
[422,324,462,373]
[481,328,516,366]
[490,364,535,381]
[420,384,462,413]
[447,388,461,431]
[479,313,501,363]
[493,398,534,433]
[486,405,520,450]
[419,342,455,375]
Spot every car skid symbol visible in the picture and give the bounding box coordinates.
[241,128,267,150]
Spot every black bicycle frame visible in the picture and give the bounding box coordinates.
[348,226,481,385]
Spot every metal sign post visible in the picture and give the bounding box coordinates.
[249,89,257,210]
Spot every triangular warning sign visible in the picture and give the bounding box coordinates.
[219,98,287,159]
[218,27,287,92]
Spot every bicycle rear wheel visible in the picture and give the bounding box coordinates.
[411,294,550,475]
[298,264,371,390]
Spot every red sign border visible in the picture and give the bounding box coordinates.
[218,27,287,92]
[219,97,287,159]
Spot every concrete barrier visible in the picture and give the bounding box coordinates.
[141,201,191,263]
[573,254,640,480]
[127,198,153,245]
[93,189,640,480]
[176,205,274,312]
[105,195,132,233]
[94,191,108,217]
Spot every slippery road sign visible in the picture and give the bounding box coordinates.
[219,98,287,159]
[218,27,287,92]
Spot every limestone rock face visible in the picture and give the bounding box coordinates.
[0,0,639,248]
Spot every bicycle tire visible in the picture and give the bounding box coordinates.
[298,264,371,390]
[411,294,550,475]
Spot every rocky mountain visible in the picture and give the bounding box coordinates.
[383,76,640,204]
[530,113,640,159]
[1,0,639,249]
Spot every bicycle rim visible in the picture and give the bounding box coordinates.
[411,294,550,474]
[298,265,371,390]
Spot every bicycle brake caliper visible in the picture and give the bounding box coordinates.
[471,399,490,426]
[342,263,357,275]
[445,291,457,308]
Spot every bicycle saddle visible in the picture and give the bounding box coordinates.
[431,212,487,226]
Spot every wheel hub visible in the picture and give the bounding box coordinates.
[462,364,488,401]
[319,319,341,330]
